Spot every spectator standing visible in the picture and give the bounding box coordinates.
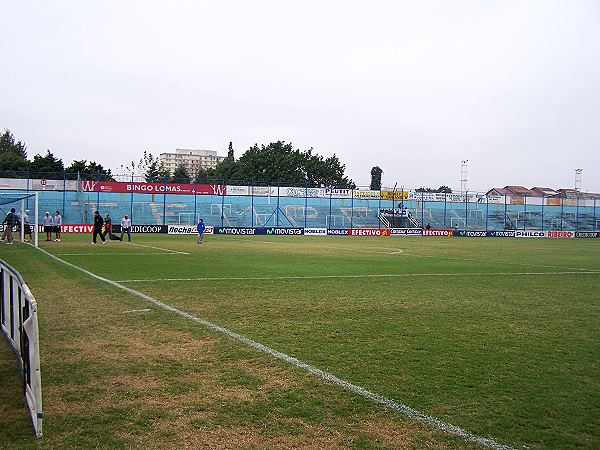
[42,212,54,241]
[197,218,205,244]
[102,213,112,241]
[120,214,131,242]
[21,210,32,242]
[53,210,62,241]
[2,208,18,244]
[92,211,106,244]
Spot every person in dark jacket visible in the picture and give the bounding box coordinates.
[102,213,113,241]
[92,211,106,244]
[2,208,18,244]
[197,218,205,244]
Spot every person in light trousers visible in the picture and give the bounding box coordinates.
[120,214,131,242]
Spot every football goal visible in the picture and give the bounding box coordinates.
[0,192,39,247]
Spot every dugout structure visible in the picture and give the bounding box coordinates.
[0,192,39,247]
[0,258,43,437]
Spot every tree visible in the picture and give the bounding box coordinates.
[145,159,160,182]
[30,150,64,178]
[156,162,171,182]
[65,160,114,181]
[370,166,383,190]
[214,141,354,187]
[415,186,453,193]
[0,129,28,160]
[171,165,191,183]
[0,129,29,176]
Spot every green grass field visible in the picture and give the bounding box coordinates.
[1,234,599,449]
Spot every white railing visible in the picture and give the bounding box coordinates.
[0,259,43,437]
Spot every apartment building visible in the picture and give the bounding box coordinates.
[159,149,226,176]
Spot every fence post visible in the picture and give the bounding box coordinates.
[560,195,564,230]
[62,170,67,221]
[485,194,489,232]
[504,193,507,230]
[130,173,134,222]
[304,180,308,229]
[276,180,281,227]
[378,187,382,229]
[350,187,354,229]
[421,191,425,228]
[464,191,468,230]
[575,192,580,231]
[251,179,255,228]
[594,197,597,231]
[444,192,447,228]
[328,184,333,229]
[523,193,527,231]
[96,171,100,211]
[221,177,226,228]
[26,169,31,209]
[541,195,545,231]
[163,175,166,226]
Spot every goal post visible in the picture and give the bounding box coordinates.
[0,192,39,247]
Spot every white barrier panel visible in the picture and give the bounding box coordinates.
[0,259,43,437]
[515,230,547,238]
[304,228,327,236]
[167,225,214,235]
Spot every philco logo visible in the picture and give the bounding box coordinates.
[515,230,546,238]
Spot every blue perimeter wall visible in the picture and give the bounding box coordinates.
[4,190,600,232]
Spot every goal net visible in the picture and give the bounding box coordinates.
[0,192,39,247]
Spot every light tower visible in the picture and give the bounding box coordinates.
[575,168,582,192]
[460,160,468,193]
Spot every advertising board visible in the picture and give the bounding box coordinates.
[214,227,260,235]
[453,230,487,237]
[390,228,422,236]
[349,228,390,236]
[515,230,547,238]
[486,230,516,237]
[304,228,327,236]
[265,228,304,235]
[327,228,349,236]
[80,181,226,195]
[575,231,599,238]
[547,230,574,238]
[167,225,214,235]
[380,190,409,200]
[422,229,454,237]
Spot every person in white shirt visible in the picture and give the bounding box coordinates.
[120,214,132,242]
[42,212,54,241]
[53,210,62,241]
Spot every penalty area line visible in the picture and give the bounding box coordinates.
[115,270,600,283]
[128,242,189,255]
[35,245,513,450]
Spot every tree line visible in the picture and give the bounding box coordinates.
[0,129,113,180]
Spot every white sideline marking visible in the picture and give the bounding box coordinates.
[55,252,179,256]
[128,242,189,255]
[35,246,514,450]
[115,270,600,283]
[123,308,151,313]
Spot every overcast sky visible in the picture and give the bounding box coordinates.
[1,1,599,192]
